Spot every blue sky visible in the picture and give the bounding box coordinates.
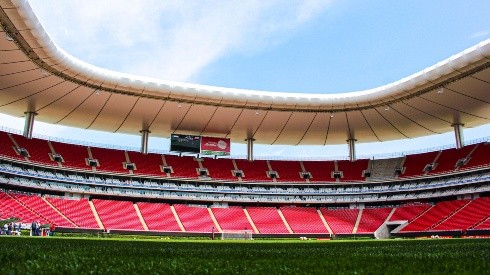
[1,0,490,158]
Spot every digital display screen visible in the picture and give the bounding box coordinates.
[170,134,201,153]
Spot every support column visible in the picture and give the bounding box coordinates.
[23,111,37,139]
[140,129,150,154]
[347,138,357,162]
[246,138,255,162]
[452,123,464,149]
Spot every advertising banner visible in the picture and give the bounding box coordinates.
[200,136,231,155]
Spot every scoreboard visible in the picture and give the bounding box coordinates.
[170,134,231,155]
[170,134,201,153]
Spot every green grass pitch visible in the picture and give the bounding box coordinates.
[1,237,489,274]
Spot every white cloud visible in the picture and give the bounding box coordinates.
[28,0,332,82]
[470,30,489,39]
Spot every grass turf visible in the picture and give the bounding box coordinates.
[1,237,489,274]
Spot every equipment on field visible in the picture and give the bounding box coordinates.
[221,230,253,240]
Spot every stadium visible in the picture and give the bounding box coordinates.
[1,0,490,273]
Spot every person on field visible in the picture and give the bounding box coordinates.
[31,221,37,236]
[6,223,12,235]
[50,224,56,236]
[31,221,41,236]
[36,221,41,236]
[12,223,21,236]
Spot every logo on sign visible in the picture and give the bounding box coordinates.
[217,140,227,149]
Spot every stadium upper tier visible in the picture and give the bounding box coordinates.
[0,129,489,184]
[0,0,490,145]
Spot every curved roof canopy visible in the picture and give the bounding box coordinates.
[1,0,490,145]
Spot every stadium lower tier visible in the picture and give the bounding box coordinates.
[1,190,489,236]
[1,157,490,205]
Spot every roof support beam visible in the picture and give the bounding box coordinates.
[140,129,150,154]
[452,123,464,149]
[347,138,357,162]
[246,138,255,162]
[23,111,37,139]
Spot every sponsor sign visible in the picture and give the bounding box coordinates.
[200,136,231,155]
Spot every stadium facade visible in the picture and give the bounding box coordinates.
[0,0,490,238]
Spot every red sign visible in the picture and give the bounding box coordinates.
[200,136,230,155]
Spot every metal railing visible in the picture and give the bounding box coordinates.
[0,125,488,161]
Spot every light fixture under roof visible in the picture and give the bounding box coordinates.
[94,89,100,96]
[4,33,14,41]
[40,68,49,76]
[384,106,390,111]
[437,87,445,94]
